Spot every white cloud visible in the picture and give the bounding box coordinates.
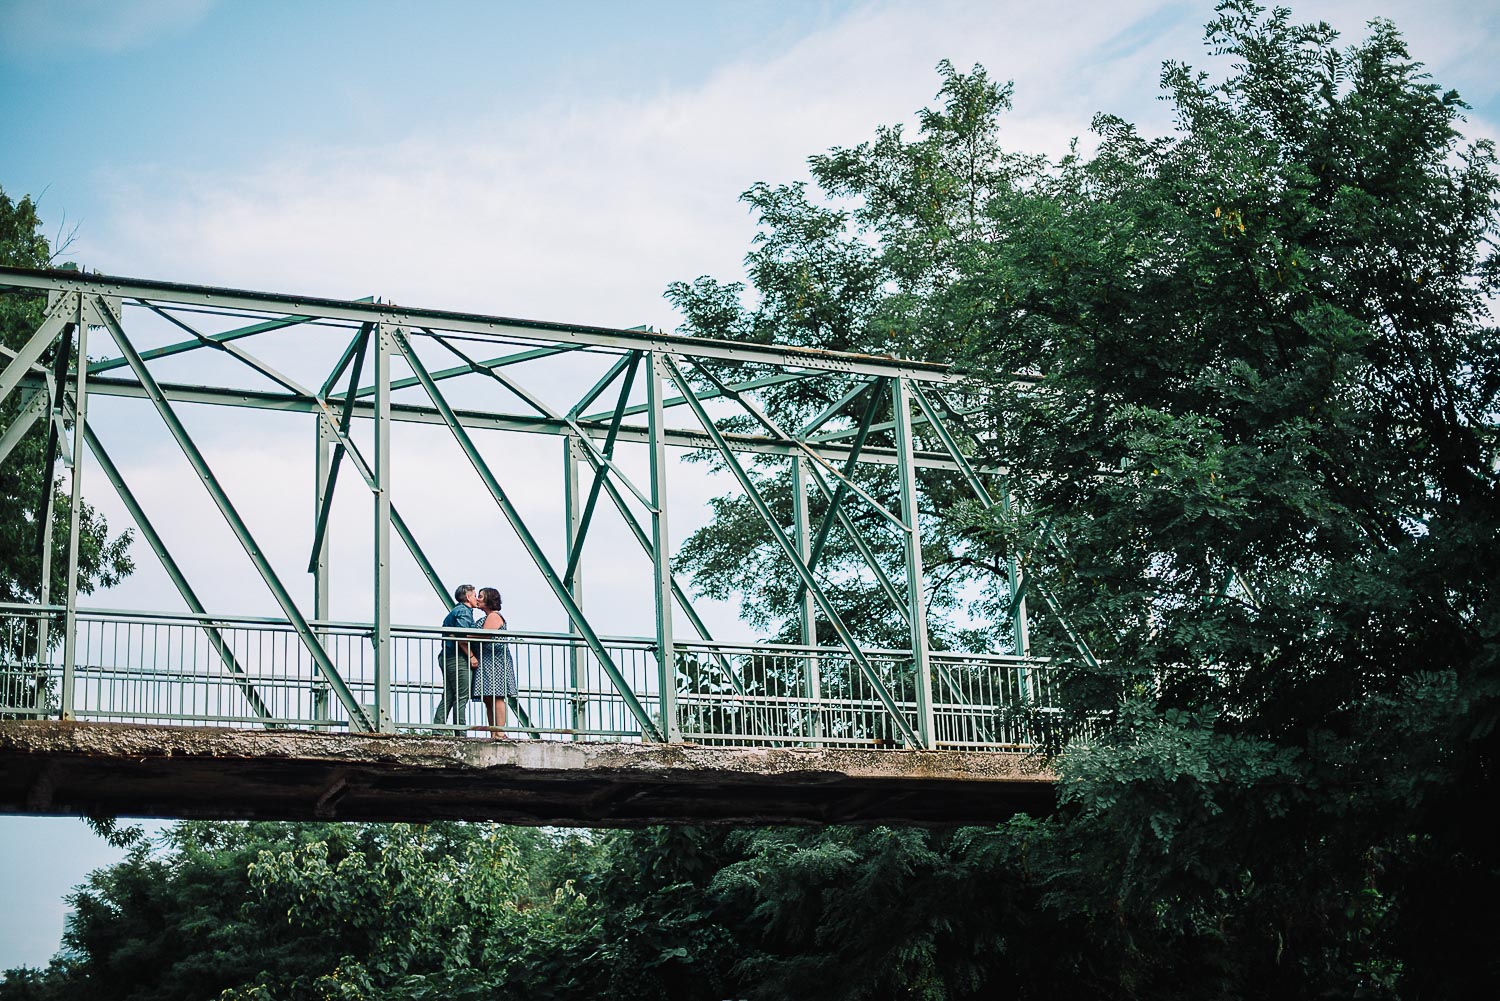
[83,0,1193,323]
[81,0,1494,319]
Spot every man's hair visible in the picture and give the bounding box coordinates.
[454,584,475,603]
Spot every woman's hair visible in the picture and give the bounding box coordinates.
[478,587,503,612]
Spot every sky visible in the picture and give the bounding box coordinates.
[2,0,1497,972]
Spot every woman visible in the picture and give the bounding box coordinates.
[470,587,517,738]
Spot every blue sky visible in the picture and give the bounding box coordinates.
[2,2,855,229]
[2,0,1496,973]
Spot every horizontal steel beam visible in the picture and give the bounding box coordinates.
[0,267,973,384]
[88,306,369,376]
[36,372,990,472]
[349,342,582,401]
[579,369,812,423]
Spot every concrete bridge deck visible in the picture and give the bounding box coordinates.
[0,721,1055,827]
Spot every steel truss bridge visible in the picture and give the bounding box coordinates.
[0,266,1072,823]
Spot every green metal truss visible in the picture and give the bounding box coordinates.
[0,266,1061,747]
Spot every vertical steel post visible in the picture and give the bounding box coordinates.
[1002,487,1031,660]
[892,378,935,748]
[59,296,89,720]
[371,324,394,732]
[37,318,74,582]
[645,352,679,741]
[563,435,586,738]
[312,413,336,725]
[790,456,817,646]
[790,455,822,738]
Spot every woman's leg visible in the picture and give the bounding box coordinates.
[483,697,507,737]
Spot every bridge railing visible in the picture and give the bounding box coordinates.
[0,604,1063,749]
[930,652,1062,749]
[0,605,59,718]
[673,639,920,747]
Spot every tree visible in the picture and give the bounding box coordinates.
[667,61,1030,653]
[580,826,744,1001]
[672,3,1498,995]
[1,821,610,1001]
[0,820,766,1001]
[957,6,1498,995]
[0,188,133,709]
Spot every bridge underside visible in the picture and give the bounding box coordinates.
[0,722,1055,827]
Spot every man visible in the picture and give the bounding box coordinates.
[434,583,483,729]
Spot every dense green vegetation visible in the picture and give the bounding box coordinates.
[3,3,1496,997]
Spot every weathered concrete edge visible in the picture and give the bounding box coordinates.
[0,720,1056,784]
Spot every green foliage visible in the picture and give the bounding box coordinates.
[0,188,133,669]
[668,62,1029,652]
[580,827,742,1000]
[674,3,1499,995]
[957,7,1496,994]
[1,822,609,1001]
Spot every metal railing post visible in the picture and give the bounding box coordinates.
[646,352,680,741]
[371,323,394,732]
[892,378,935,748]
[1001,487,1033,700]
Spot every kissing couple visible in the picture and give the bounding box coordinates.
[434,583,516,738]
